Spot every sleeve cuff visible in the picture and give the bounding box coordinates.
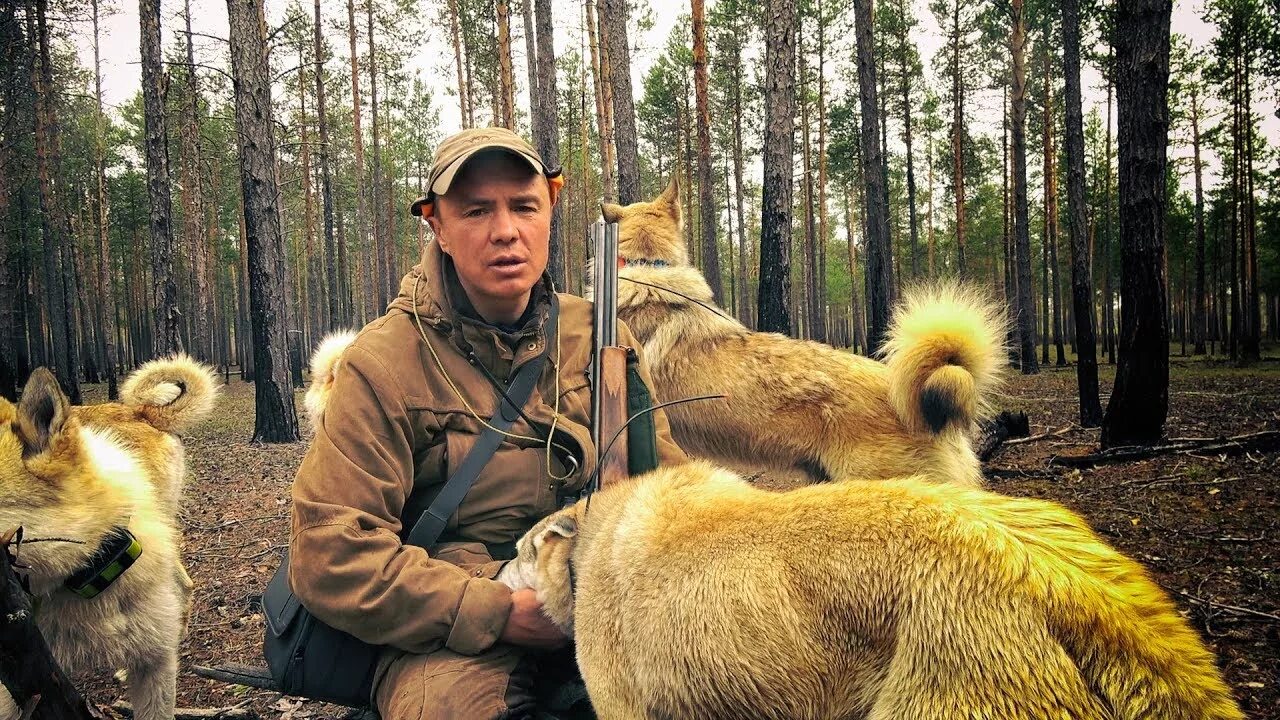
[444,577,513,655]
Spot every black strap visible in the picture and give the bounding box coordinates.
[404,296,559,549]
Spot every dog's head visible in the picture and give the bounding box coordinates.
[497,504,581,634]
[601,177,687,266]
[0,369,111,587]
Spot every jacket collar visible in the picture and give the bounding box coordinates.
[391,240,555,374]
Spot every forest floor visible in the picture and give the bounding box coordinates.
[70,353,1280,720]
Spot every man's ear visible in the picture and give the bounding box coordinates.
[426,214,448,253]
[601,202,624,224]
[17,368,70,458]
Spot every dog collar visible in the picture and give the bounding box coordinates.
[618,257,669,269]
[64,527,142,599]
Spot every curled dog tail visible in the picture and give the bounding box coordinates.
[304,330,358,427]
[989,495,1244,720]
[881,283,1006,435]
[121,354,219,433]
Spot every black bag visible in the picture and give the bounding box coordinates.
[262,303,557,707]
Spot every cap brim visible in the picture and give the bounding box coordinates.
[430,147,545,196]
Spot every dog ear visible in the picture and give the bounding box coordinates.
[17,368,70,457]
[533,513,578,551]
[601,202,624,224]
[658,177,680,220]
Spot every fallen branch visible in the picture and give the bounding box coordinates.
[976,411,1031,461]
[0,528,104,720]
[191,664,279,691]
[110,700,256,720]
[1005,425,1074,446]
[1174,589,1280,624]
[1049,431,1280,468]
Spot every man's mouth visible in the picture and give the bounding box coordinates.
[491,257,527,268]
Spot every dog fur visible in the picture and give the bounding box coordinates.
[0,356,218,720]
[597,179,1006,485]
[303,329,358,427]
[498,460,1243,720]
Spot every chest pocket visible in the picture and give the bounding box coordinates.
[425,426,555,545]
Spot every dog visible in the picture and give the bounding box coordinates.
[0,356,218,720]
[497,460,1243,720]
[596,179,1006,485]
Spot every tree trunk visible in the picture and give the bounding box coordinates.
[601,0,641,204]
[756,0,796,335]
[367,1,387,312]
[181,0,209,362]
[799,18,816,339]
[898,0,919,278]
[1100,0,1173,449]
[1010,0,1038,374]
[139,0,182,358]
[951,0,967,278]
[314,0,339,332]
[1061,0,1102,425]
[30,0,81,402]
[692,0,723,305]
[816,0,830,341]
[855,0,892,351]
[1102,73,1115,363]
[345,0,369,324]
[1242,56,1260,362]
[532,0,564,289]
[731,29,750,324]
[585,0,615,203]
[227,0,301,443]
[89,0,118,398]
[1189,81,1206,355]
[447,0,470,127]
[496,1,515,129]
[1043,46,1065,366]
[297,45,321,351]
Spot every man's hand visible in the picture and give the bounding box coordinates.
[500,588,568,649]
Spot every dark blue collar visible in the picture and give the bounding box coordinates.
[619,257,670,268]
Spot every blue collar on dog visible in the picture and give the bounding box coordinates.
[619,257,670,268]
[64,527,142,599]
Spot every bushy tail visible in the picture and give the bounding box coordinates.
[986,494,1244,720]
[881,283,1006,435]
[304,330,358,427]
[121,355,219,433]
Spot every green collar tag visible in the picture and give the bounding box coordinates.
[64,528,143,600]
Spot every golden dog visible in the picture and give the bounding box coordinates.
[0,357,218,720]
[597,179,1006,485]
[497,461,1243,720]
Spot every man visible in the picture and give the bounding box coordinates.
[287,128,685,720]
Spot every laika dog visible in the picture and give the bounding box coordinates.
[598,179,1006,485]
[498,461,1243,720]
[0,356,218,720]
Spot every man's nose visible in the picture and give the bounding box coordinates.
[491,207,518,244]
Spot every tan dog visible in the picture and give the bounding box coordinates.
[0,357,218,720]
[497,461,1243,720]
[598,179,1005,485]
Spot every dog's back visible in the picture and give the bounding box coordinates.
[571,464,1242,720]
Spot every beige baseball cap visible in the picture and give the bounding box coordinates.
[411,127,551,217]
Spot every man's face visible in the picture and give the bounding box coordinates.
[428,150,553,323]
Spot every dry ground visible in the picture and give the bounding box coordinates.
[69,357,1279,719]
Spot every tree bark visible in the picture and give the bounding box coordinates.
[496,1,516,129]
[227,0,301,443]
[1100,0,1173,448]
[602,0,641,204]
[584,0,615,203]
[1010,0,1038,374]
[366,1,388,312]
[1102,73,1115,363]
[1061,0,1102,426]
[531,0,564,289]
[139,0,182,358]
[756,0,796,335]
[1189,80,1205,355]
[692,0,723,305]
[1043,45,1065,367]
[855,0,892,351]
